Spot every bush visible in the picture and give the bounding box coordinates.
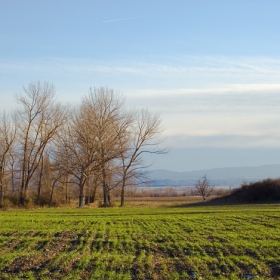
[228,178,280,203]
[4,193,20,206]
[0,198,17,210]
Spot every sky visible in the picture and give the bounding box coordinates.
[1,0,280,172]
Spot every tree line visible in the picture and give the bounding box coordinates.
[0,82,165,208]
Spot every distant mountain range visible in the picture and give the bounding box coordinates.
[148,164,280,187]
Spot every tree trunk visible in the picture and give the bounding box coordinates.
[79,194,84,208]
[120,181,125,207]
[103,184,109,205]
[90,180,98,203]
[20,187,27,206]
[49,185,54,207]
[64,175,69,204]
[85,196,89,205]
[37,187,41,206]
[108,190,111,204]
[79,182,85,208]
[0,184,3,207]
[11,166,16,193]
[36,157,44,206]
[20,173,31,206]
[0,167,3,207]
[20,184,25,206]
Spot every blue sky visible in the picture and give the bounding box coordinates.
[1,0,280,171]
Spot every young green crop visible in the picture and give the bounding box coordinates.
[0,205,280,279]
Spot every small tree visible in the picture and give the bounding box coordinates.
[194,175,214,201]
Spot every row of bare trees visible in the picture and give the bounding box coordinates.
[0,82,165,208]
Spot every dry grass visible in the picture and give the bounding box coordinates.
[112,196,205,207]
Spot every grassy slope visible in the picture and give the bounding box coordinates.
[0,204,280,279]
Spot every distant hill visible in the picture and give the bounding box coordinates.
[148,164,280,186]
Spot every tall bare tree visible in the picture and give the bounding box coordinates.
[118,109,167,207]
[55,106,99,208]
[16,82,67,205]
[83,87,133,206]
[0,113,17,207]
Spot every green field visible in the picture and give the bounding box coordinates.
[1,204,280,279]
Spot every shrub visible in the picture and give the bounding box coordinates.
[229,178,280,203]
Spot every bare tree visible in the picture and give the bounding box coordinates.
[193,175,214,201]
[55,109,94,208]
[16,81,67,205]
[0,113,17,207]
[82,87,132,206]
[117,109,167,206]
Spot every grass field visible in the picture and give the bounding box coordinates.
[1,202,280,279]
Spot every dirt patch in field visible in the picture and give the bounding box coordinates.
[2,230,80,275]
[0,238,22,254]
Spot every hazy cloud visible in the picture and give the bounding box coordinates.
[1,55,280,149]
[166,133,280,148]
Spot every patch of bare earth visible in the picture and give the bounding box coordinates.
[3,230,78,276]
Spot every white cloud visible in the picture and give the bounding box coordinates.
[1,55,280,149]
